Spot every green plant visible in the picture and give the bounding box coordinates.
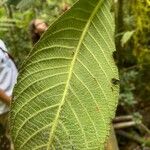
[10,0,119,149]
[119,70,138,107]
[6,0,35,8]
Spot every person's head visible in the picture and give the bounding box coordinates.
[29,19,48,44]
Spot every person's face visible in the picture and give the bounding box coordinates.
[34,19,48,35]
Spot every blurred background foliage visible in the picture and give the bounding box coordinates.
[0,0,76,67]
[0,0,150,149]
[115,0,150,114]
[115,0,150,149]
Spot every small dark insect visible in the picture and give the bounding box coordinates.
[112,51,118,61]
[72,51,75,56]
[111,87,114,91]
[111,78,120,85]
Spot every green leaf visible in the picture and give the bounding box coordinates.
[10,0,119,149]
[121,30,135,47]
[16,0,35,10]
[0,18,17,32]
[6,0,21,5]
[6,0,34,9]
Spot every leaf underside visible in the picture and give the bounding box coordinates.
[10,0,119,149]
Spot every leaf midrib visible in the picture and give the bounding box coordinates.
[47,0,104,149]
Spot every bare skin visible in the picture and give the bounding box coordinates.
[34,19,48,35]
[0,89,11,106]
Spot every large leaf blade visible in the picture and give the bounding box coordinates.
[10,0,119,149]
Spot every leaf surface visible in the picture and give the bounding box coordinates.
[10,0,119,149]
[121,30,135,47]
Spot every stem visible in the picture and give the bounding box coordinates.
[117,130,150,147]
[114,121,136,129]
[105,126,119,150]
[113,115,133,123]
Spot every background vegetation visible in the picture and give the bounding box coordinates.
[0,0,150,149]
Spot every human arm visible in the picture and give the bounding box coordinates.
[0,89,11,106]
